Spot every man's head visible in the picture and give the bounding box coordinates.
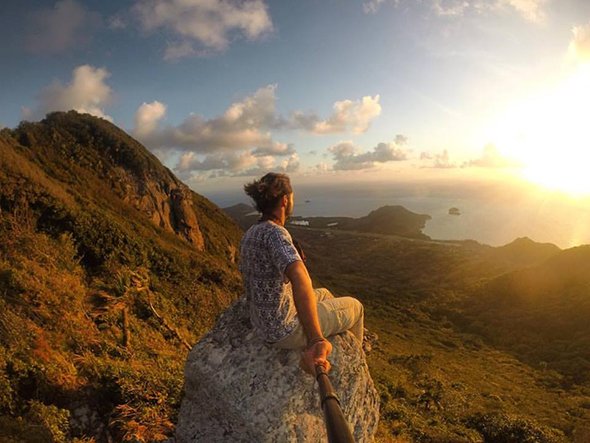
[244,172,293,216]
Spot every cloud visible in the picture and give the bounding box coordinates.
[366,0,546,23]
[568,22,590,62]
[300,95,382,134]
[177,150,257,173]
[464,144,520,168]
[29,65,113,120]
[175,150,299,179]
[135,86,382,154]
[134,101,167,137]
[430,0,546,22]
[132,86,302,178]
[108,15,127,30]
[431,0,470,18]
[395,134,408,145]
[420,149,455,168]
[133,86,382,178]
[164,41,198,60]
[281,154,300,173]
[497,0,546,24]
[329,140,408,170]
[133,0,273,58]
[25,0,101,54]
[363,0,388,14]
[135,85,280,153]
[252,142,296,157]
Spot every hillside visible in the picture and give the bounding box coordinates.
[222,203,259,231]
[456,245,590,386]
[289,226,589,442]
[0,112,243,442]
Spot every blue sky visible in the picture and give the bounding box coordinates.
[1,0,589,195]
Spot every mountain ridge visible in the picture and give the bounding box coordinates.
[0,111,243,442]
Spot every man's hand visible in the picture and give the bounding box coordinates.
[300,339,333,375]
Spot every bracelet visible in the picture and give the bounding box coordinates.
[307,336,327,347]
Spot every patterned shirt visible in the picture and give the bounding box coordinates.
[239,221,302,342]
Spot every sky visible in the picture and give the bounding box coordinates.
[1,0,590,198]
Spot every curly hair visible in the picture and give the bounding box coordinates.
[244,173,292,214]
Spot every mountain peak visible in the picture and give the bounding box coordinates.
[4,111,244,255]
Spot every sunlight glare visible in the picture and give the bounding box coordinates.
[486,64,590,196]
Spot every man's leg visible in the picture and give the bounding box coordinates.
[317,296,364,344]
[272,292,363,349]
[314,287,334,302]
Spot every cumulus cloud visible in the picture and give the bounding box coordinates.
[464,144,520,168]
[568,22,590,62]
[134,101,167,138]
[133,0,273,58]
[281,153,300,173]
[133,86,306,178]
[133,86,382,178]
[177,150,257,173]
[175,150,299,179]
[135,86,382,154]
[29,65,113,120]
[299,95,381,134]
[329,140,408,171]
[135,85,279,153]
[25,0,101,54]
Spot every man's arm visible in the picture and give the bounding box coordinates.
[285,260,332,373]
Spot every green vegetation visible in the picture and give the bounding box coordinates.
[291,227,590,442]
[0,112,242,441]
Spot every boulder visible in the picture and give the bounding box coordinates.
[176,297,380,442]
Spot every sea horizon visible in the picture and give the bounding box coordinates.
[202,179,590,249]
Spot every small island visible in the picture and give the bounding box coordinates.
[449,207,461,216]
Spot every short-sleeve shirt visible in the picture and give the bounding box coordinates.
[239,221,302,342]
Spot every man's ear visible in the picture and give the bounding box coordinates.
[282,194,289,207]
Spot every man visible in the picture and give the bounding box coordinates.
[239,172,364,374]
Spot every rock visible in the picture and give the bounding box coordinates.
[169,188,205,249]
[176,297,380,442]
[114,168,205,250]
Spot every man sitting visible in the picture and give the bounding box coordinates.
[239,172,364,374]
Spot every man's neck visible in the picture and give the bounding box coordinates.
[262,211,285,226]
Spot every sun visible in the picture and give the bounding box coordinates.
[485,64,590,196]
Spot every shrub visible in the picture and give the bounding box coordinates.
[465,412,566,443]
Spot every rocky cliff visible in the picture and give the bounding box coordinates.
[176,297,380,442]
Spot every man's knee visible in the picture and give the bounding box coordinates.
[341,296,363,321]
[355,298,364,320]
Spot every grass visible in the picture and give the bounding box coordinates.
[291,225,590,442]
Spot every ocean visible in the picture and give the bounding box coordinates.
[202,179,590,249]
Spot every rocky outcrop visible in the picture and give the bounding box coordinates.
[113,169,205,250]
[176,298,380,442]
[169,187,205,249]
